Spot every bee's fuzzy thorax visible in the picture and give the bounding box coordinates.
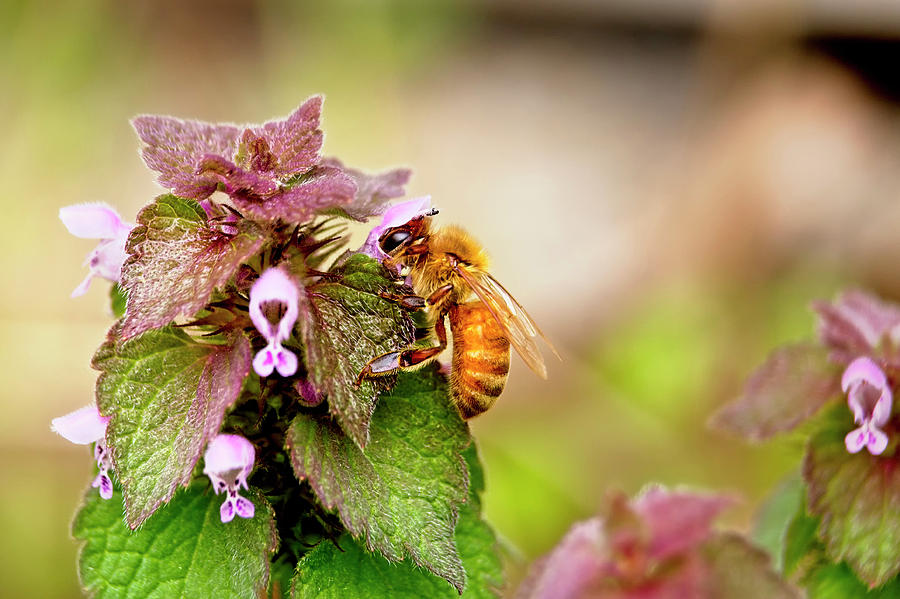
[407,224,490,308]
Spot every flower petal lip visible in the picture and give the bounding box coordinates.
[248,267,300,342]
[841,356,888,393]
[203,434,255,478]
[59,203,131,239]
[51,405,110,445]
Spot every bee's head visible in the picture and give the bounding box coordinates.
[378,210,436,256]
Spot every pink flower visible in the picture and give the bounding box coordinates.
[360,196,434,262]
[203,434,256,523]
[59,203,134,297]
[842,356,893,455]
[51,405,113,499]
[249,267,300,377]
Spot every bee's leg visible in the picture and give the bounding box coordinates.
[378,284,454,311]
[355,316,448,385]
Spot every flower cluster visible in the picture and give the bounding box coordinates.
[54,97,418,524]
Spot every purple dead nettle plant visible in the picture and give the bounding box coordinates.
[714,289,900,592]
[53,96,516,597]
[518,487,797,599]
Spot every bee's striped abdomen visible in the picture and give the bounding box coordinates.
[449,302,511,419]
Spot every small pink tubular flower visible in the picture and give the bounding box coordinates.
[249,267,299,377]
[203,434,256,523]
[842,356,893,455]
[51,405,113,499]
[360,196,433,262]
[59,203,134,297]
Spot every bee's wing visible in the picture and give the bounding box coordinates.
[452,264,559,379]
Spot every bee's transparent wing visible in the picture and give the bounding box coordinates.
[452,264,559,379]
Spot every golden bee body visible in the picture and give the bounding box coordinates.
[369,217,554,419]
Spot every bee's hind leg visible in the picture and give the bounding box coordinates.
[355,316,448,386]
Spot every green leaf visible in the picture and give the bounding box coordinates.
[290,504,503,598]
[286,366,470,591]
[753,473,803,569]
[110,284,127,319]
[803,564,900,598]
[803,402,900,587]
[93,327,251,528]
[783,482,900,597]
[120,194,264,339]
[712,343,841,440]
[72,482,278,599]
[782,496,824,583]
[300,252,415,448]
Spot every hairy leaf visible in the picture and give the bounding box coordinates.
[133,96,323,200]
[300,253,415,448]
[132,115,240,200]
[93,327,251,528]
[73,482,277,599]
[712,344,841,440]
[227,165,357,223]
[286,366,470,591]
[783,500,900,598]
[804,403,900,588]
[322,157,412,220]
[120,195,264,339]
[291,501,502,598]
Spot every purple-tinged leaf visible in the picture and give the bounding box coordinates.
[711,344,842,441]
[229,165,357,224]
[322,157,412,221]
[120,195,264,340]
[518,487,798,599]
[132,114,241,200]
[803,402,900,588]
[701,533,802,599]
[813,290,900,364]
[93,327,251,528]
[299,253,415,448]
[240,95,323,178]
[286,367,470,592]
[196,154,279,197]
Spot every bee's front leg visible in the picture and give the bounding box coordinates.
[355,315,448,386]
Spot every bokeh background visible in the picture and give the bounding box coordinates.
[5,0,900,596]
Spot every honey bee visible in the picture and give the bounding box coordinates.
[357,213,558,418]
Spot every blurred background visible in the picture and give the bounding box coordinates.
[5,0,900,595]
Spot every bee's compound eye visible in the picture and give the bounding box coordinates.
[380,229,411,254]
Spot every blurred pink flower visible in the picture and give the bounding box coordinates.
[249,267,299,377]
[203,434,256,523]
[59,203,133,297]
[842,356,892,455]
